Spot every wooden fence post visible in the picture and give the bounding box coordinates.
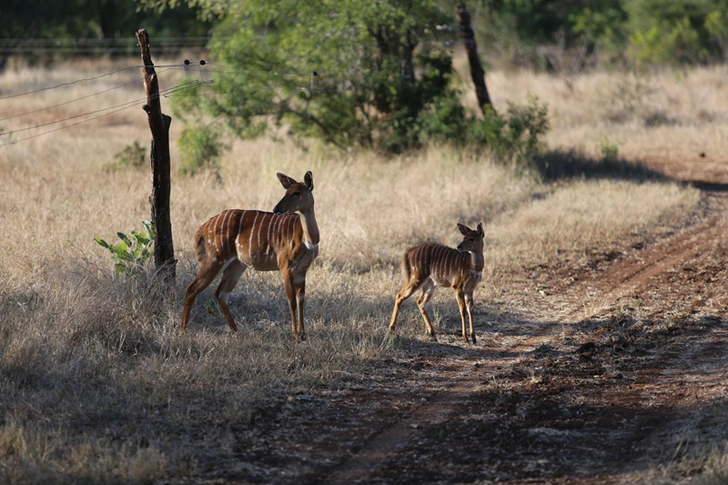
[136,28,176,281]
[455,3,496,116]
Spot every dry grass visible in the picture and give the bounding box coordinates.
[0,58,713,481]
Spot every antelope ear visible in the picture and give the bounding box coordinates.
[477,223,484,238]
[277,172,297,189]
[304,171,314,191]
[457,223,470,236]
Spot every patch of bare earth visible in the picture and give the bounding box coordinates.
[184,157,728,485]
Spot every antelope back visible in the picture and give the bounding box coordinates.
[404,244,471,283]
[196,209,300,269]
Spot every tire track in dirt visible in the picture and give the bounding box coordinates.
[565,212,728,323]
[321,189,728,485]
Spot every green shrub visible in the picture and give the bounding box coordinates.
[599,137,619,160]
[106,141,147,171]
[470,95,550,166]
[178,126,223,176]
[94,221,155,275]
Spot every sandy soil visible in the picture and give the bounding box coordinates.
[183,155,728,484]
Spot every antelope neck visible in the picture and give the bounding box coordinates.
[469,251,485,273]
[297,206,320,247]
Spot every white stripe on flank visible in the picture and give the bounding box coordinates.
[267,214,275,260]
[443,247,450,278]
[213,213,222,255]
[256,213,265,262]
[235,211,245,258]
[222,211,233,254]
[271,215,281,261]
[248,212,259,263]
[430,246,438,278]
[423,246,429,275]
[270,215,277,258]
[212,214,221,254]
[444,249,452,281]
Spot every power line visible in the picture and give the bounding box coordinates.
[0,80,203,147]
[0,37,213,57]
[0,66,141,100]
[0,62,206,100]
[0,75,146,122]
[0,59,320,147]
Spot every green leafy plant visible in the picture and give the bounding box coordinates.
[113,141,147,169]
[178,125,223,176]
[599,137,619,160]
[474,95,550,166]
[94,221,155,274]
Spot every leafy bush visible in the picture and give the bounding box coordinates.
[94,221,155,275]
[599,137,619,160]
[106,141,146,171]
[170,0,458,154]
[461,96,550,166]
[177,126,223,176]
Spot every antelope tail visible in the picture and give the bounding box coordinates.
[193,229,208,264]
[400,253,411,282]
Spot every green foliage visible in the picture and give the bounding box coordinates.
[0,0,211,41]
[106,141,146,171]
[498,96,551,160]
[171,0,459,153]
[460,96,550,166]
[178,125,223,176]
[705,8,728,60]
[94,221,155,275]
[476,0,627,69]
[624,0,727,66]
[599,137,619,160]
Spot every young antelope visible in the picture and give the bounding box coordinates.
[389,223,484,343]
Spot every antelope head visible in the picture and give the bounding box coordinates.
[273,171,314,216]
[456,223,484,253]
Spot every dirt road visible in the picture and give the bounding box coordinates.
[201,156,728,484]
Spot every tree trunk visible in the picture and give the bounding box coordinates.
[455,3,495,116]
[136,28,176,281]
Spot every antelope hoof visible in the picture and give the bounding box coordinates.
[297,333,307,342]
[471,334,477,344]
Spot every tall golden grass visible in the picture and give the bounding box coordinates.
[0,58,714,482]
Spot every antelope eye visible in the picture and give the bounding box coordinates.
[293,191,301,196]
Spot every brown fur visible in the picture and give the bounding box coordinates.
[389,223,485,343]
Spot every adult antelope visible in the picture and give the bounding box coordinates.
[181,171,319,340]
[389,223,484,343]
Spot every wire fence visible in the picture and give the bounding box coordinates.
[0,57,323,147]
[0,61,213,147]
[0,37,212,57]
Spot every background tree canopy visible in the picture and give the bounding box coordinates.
[0,0,210,40]
[3,0,726,156]
[172,0,475,153]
